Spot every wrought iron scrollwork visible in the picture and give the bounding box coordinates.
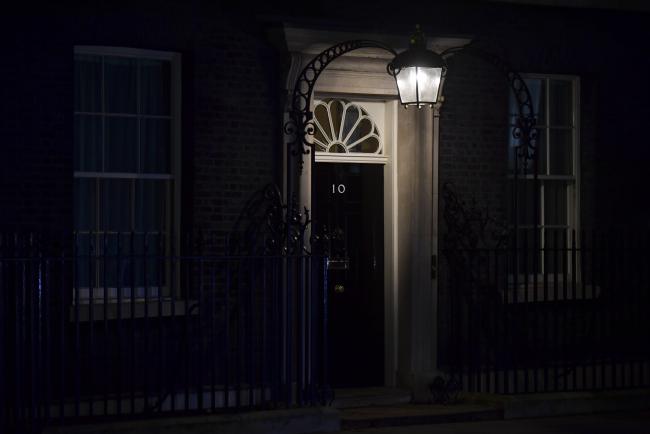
[441,43,539,173]
[286,40,397,172]
[309,223,347,260]
[442,182,508,252]
[429,375,461,404]
[229,183,310,256]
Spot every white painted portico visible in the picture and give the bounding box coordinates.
[283,26,471,400]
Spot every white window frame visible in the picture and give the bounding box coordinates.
[509,73,580,285]
[73,46,182,302]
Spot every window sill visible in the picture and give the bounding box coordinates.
[69,299,198,322]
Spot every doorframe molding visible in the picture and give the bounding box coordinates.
[311,94,399,387]
[283,27,406,387]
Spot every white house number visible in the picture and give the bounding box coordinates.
[331,184,346,194]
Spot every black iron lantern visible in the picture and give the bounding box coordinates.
[388,25,446,108]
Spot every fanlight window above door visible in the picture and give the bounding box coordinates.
[313,99,383,155]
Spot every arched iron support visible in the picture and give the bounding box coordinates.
[440,43,542,367]
[282,39,541,254]
[285,40,397,168]
[283,40,398,254]
[441,43,539,168]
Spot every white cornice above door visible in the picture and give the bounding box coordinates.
[283,25,472,97]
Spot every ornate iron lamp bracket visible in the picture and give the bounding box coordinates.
[282,40,540,254]
[441,44,539,170]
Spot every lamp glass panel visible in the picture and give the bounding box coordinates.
[395,67,417,104]
[417,67,442,103]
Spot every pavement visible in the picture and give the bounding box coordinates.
[337,388,650,430]
[340,404,503,430]
[340,410,650,433]
[41,388,650,433]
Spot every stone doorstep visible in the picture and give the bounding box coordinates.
[41,389,650,433]
[43,407,341,434]
[332,387,412,409]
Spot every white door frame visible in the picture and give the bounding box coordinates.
[311,94,399,386]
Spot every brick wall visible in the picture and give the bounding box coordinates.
[0,4,282,250]
[190,14,280,244]
[0,15,73,235]
[2,2,649,243]
[438,52,510,243]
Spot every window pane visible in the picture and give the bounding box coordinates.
[347,117,377,152]
[549,80,572,127]
[101,179,131,232]
[74,232,93,289]
[115,232,139,290]
[104,57,137,114]
[508,180,539,225]
[146,232,165,289]
[135,180,167,232]
[314,103,332,148]
[519,180,538,225]
[140,59,171,116]
[516,228,541,275]
[129,232,165,289]
[314,100,382,154]
[75,54,102,112]
[510,78,545,125]
[74,178,96,231]
[341,105,360,142]
[544,181,568,226]
[509,125,546,174]
[533,128,547,175]
[543,228,568,274]
[356,136,380,153]
[105,117,137,172]
[97,232,122,289]
[329,100,344,142]
[141,119,170,173]
[74,115,102,171]
[549,129,572,175]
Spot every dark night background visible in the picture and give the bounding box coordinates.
[1,1,650,433]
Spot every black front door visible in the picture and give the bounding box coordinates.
[313,162,384,387]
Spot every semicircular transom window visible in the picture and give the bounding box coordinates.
[313,99,383,155]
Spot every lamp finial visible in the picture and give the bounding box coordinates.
[410,24,425,48]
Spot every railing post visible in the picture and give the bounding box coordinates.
[102,231,108,415]
[116,232,123,416]
[73,232,81,418]
[321,255,329,404]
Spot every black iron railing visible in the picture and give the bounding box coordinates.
[0,232,329,433]
[440,229,650,394]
